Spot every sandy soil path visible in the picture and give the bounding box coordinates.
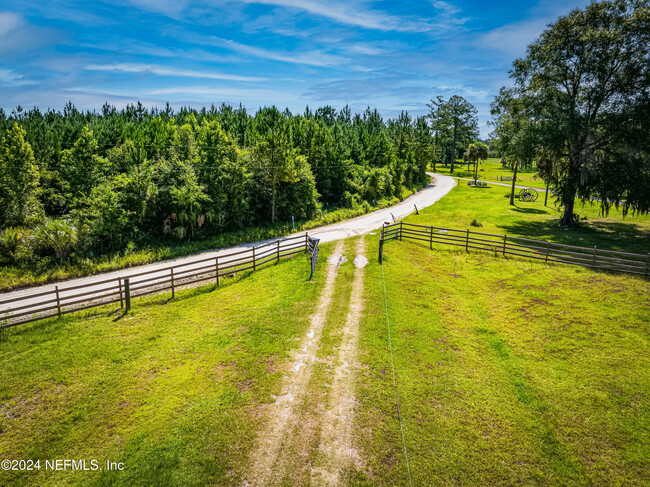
[245,237,369,486]
[310,238,367,485]
[244,241,345,486]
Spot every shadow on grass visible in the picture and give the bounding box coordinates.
[510,206,550,215]
[501,219,650,253]
[2,252,316,340]
[0,313,85,342]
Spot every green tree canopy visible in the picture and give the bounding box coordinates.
[0,123,42,227]
[498,0,650,225]
[428,95,478,173]
[60,125,107,204]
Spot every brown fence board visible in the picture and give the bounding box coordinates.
[1,303,62,320]
[381,222,648,278]
[0,297,59,314]
[1,235,311,329]
[0,288,55,306]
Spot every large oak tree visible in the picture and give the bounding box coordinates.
[499,0,650,226]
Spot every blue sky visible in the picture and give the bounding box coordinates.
[0,0,589,137]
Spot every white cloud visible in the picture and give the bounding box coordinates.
[431,1,461,16]
[85,63,267,81]
[0,11,60,56]
[0,11,22,37]
[211,37,344,67]
[232,0,440,32]
[348,43,386,56]
[0,68,35,86]
[125,0,190,17]
[147,86,282,98]
[477,18,551,57]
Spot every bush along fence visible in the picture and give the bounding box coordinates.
[0,233,320,329]
[379,221,649,278]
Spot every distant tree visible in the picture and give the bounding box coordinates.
[501,0,650,225]
[196,119,250,227]
[0,227,31,264]
[60,125,107,204]
[33,218,78,262]
[78,175,132,252]
[490,88,538,205]
[0,123,42,227]
[466,141,489,183]
[428,96,478,173]
[388,112,416,187]
[427,96,450,171]
[252,107,315,223]
[413,116,432,183]
[169,177,211,241]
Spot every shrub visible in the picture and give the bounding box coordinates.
[470,219,483,227]
[32,219,79,262]
[0,227,32,264]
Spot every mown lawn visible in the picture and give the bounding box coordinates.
[354,234,649,486]
[0,250,328,487]
[434,158,548,189]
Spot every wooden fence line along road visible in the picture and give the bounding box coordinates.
[0,234,319,329]
[380,222,649,277]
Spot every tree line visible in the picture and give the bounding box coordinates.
[2,102,480,265]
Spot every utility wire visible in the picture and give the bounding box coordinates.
[380,251,413,487]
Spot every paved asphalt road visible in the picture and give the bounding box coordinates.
[0,173,456,317]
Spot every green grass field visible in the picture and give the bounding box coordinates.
[0,182,648,486]
[356,235,649,486]
[409,181,650,254]
[0,254,327,486]
[350,185,649,485]
[435,158,548,189]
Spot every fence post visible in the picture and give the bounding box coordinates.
[252,246,256,271]
[55,286,61,318]
[277,240,280,263]
[503,234,507,257]
[414,204,419,215]
[399,221,402,241]
[170,268,175,298]
[545,242,550,263]
[646,253,649,278]
[430,226,433,250]
[119,278,124,309]
[305,232,309,250]
[592,246,597,267]
[215,257,220,286]
[124,278,131,312]
[465,229,470,252]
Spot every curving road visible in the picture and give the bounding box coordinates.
[0,173,455,318]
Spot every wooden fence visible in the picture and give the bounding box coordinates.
[379,222,649,277]
[0,233,319,329]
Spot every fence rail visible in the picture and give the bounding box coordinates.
[1,233,319,328]
[380,222,649,277]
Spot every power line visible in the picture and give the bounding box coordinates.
[380,251,413,487]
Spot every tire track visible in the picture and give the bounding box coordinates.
[245,241,345,486]
[311,238,367,485]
